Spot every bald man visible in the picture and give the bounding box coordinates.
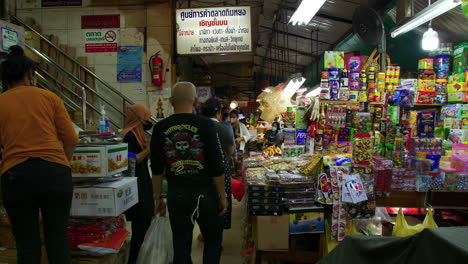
[151,82,227,264]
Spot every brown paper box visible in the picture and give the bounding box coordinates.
[255,215,289,250]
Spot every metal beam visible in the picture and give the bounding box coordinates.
[254,55,307,68]
[257,44,319,59]
[259,25,332,45]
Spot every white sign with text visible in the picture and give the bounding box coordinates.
[176,6,252,55]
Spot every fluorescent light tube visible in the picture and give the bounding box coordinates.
[391,0,461,38]
[283,77,306,98]
[306,88,320,97]
[289,0,327,26]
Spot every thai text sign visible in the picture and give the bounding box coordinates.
[83,29,119,53]
[176,6,252,55]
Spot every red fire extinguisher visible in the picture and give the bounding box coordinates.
[149,51,163,86]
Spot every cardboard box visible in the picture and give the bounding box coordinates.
[71,144,128,177]
[255,216,289,250]
[448,92,466,102]
[289,211,325,234]
[71,177,138,217]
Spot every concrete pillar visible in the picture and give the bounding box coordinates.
[176,56,193,82]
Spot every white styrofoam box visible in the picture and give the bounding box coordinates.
[71,177,138,217]
[71,143,128,177]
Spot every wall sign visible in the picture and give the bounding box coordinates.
[1,27,18,52]
[83,29,119,53]
[82,15,120,29]
[42,0,82,7]
[176,6,252,55]
[117,46,142,82]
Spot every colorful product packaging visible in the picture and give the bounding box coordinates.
[330,81,340,100]
[418,80,436,91]
[434,54,451,79]
[325,51,345,69]
[435,79,448,93]
[447,82,467,93]
[329,68,341,81]
[339,88,350,101]
[452,42,468,74]
[417,91,435,104]
[358,91,368,102]
[347,56,363,73]
[448,92,466,102]
[350,81,360,91]
[435,93,447,104]
[349,91,358,101]
[295,108,307,130]
[417,111,435,138]
[418,58,434,70]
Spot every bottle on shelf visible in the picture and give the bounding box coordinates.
[99,105,109,133]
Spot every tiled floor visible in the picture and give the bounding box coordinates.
[191,200,244,264]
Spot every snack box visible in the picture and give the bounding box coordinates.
[289,211,325,234]
[447,82,467,93]
[71,177,138,217]
[249,197,282,205]
[418,79,436,91]
[248,185,284,193]
[418,58,434,70]
[324,51,345,69]
[453,42,468,74]
[448,92,466,102]
[71,143,128,177]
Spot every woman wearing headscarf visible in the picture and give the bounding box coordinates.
[121,104,154,264]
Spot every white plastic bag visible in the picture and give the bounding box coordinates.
[136,215,174,264]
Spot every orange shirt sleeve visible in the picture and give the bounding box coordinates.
[53,95,79,146]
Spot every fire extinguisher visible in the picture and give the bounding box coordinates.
[149,51,163,86]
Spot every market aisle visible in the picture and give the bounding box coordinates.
[192,199,244,263]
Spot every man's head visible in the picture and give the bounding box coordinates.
[170,82,198,112]
[221,106,230,121]
[201,98,222,121]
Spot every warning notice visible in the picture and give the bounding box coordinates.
[83,29,119,53]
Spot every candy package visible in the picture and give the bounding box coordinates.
[416,91,435,104]
[417,110,436,138]
[353,134,372,165]
[347,56,363,73]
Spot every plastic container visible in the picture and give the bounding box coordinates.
[434,54,451,79]
[127,152,137,177]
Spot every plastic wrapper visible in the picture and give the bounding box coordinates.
[352,134,372,165]
[455,173,468,191]
[353,218,383,236]
[245,168,266,183]
[416,175,432,192]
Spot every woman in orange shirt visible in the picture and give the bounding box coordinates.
[0,46,79,264]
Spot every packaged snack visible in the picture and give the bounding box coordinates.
[448,92,466,102]
[418,58,434,70]
[349,91,358,101]
[330,81,340,100]
[417,111,435,138]
[325,51,345,69]
[354,113,371,133]
[338,88,350,101]
[350,81,360,91]
[353,133,372,165]
[441,104,462,118]
[320,88,330,100]
[347,56,363,73]
[418,79,436,91]
[455,172,468,191]
[447,82,467,93]
[416,175,432,192]
[358,91,368,102]
[321,70,330,80]
[439,166,457,190]
[329,68,341,81]
[434,54,451,79]
[418,69,435,80]
[387,106,400,124]
[452,42,467,74]
[435,93,447,104]
[416,91,435,104]
[435,79,448,93]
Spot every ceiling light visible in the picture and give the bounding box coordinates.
[391,0,461,38]
[263,88,272,93]
[289,0,327,26]
[283,74,306,98]
[421,26,439,50]
[230,101,238,109]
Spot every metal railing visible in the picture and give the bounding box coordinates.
[14,15,158,131]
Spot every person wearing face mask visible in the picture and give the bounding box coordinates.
[263,122,283,148]
[230,110,251,179]
[121,104,154,264]
[0,46,79,263]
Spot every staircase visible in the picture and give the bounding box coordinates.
[12,15,154,132]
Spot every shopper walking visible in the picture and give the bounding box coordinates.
[230,110,251,178]
[151,82,227,264]
[0,46,79,264]
[121,104,154,264]
[201,99,234,230]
